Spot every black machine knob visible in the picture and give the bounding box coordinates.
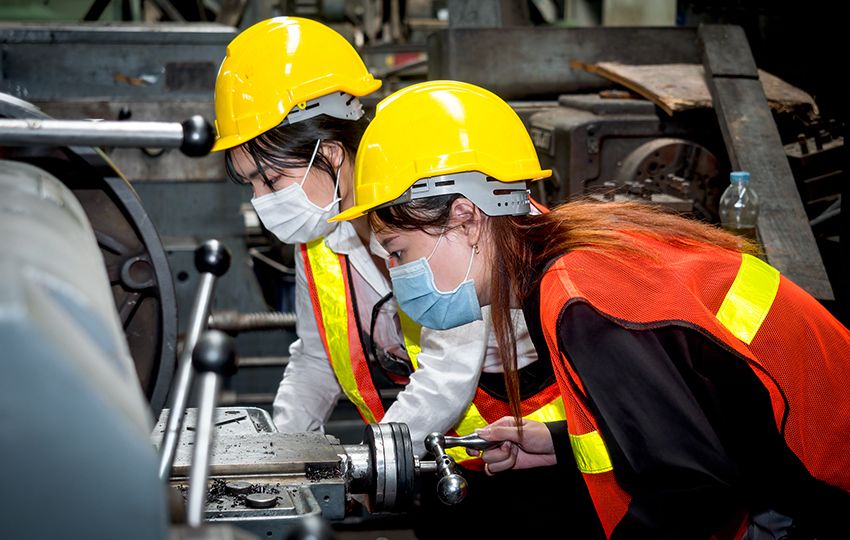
[180,115,215,157]
[191,330,237,377]
[194,239,231,277]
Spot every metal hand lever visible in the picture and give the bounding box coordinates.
[186,330,237,528]
[158,239,231,481]
[442,433,503,452]
[423,433,468,505]
[0,115,215,156]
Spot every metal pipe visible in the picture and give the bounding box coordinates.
[182,329,236,527]
[157,272,215,481]
[208,310,297,332]
[186,371,221,528]
[0,115,214,156]
[417,459,437,474]
[0,119,183,147]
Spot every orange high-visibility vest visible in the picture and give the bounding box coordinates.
[538,235,850,537]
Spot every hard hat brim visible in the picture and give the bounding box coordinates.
[330,204,371,222]
[212,134,247,153]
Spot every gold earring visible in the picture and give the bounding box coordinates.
[474,244,480,254]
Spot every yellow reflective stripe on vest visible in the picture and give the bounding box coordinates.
[305,238,378,424]
[448,397,567,463]
[715,253,780,345]
[398,309,421,370]
[455,402,489,434]
[525,397,566,423]
[570,430,613,474]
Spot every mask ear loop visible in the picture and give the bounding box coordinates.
[425,233,444,261]
[299,138,323,188]
[463,244,477,280]
[424,233,475,282]
[331,146,343,203]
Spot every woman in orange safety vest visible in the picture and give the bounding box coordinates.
[332,79,850,539]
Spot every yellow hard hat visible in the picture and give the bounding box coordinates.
[333,80,551,222]
[212,17,382,152]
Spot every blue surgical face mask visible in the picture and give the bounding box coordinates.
[389,234,482,330]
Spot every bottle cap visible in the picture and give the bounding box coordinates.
[730,171,750,183]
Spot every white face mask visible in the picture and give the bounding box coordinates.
[251,139,342,244]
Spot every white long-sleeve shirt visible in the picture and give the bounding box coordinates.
[272,220,537,454]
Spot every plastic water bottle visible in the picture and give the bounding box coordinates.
[719,171,760,243]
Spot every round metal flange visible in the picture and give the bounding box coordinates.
[388,422,416,510]
[363,423,386,510]
[380,423,398,510]
[362,422,417,512]
[614,137,723,222]
[0,93,177,417]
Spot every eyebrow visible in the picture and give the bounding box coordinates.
[244,169,263,181]
[247,146,273,186]
[380,235,398,250]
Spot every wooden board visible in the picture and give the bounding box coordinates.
[571,61,818,116]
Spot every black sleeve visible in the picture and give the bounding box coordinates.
[558,302,747,539]
[544,420,573,469]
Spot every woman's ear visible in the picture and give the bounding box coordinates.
[321,141,346,169]
[449,197,484,247]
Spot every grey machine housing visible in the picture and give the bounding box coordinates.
[0,160,169,540]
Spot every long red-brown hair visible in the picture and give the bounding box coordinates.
[374,196,758,427]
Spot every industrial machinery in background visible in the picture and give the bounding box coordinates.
[0,22,309,424]
[429,20,846,311]
[0,92,181,415]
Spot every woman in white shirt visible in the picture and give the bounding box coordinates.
[211,16,531,456]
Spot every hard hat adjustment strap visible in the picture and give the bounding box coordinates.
[378,171,531,217]
[282,91,364,127]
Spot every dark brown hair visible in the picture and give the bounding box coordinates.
[225,114,370,190]
[374,196,758,426]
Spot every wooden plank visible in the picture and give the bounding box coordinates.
[700,24,833,300]
[700,25,758,78]
[570,61,817,117]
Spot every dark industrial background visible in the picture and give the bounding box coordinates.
[0,1,845,538]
